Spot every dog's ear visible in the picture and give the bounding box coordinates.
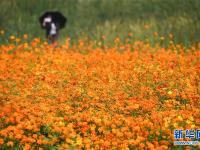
[57,16,67,29]
[51,11,67,29]
[61,16,67,28]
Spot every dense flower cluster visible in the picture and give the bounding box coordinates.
[0,38,199,149]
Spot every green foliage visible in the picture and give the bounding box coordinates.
[40,125,51,136]
[0,0,200,46]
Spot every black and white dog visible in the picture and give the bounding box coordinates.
[39,11,67,44]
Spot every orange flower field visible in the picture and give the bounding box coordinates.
[0,38,199,149]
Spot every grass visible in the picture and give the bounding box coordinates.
[0,0,200,46]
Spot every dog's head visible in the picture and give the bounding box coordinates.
[39,11,67,30]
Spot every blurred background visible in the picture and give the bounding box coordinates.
[0,0,200,46]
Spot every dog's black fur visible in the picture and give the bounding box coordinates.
[39,11,67,44]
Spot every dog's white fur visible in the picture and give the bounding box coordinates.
[43,17,52,26]
[43,16,57,35]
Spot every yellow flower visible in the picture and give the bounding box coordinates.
[160,36,165,40]
[16,38,21,43]
[186,120,192,125]
[167,90,173,95]
[177,115,183,121]
[10,35,15,40]
[173,123,178,128]
[76,137,82,145]
[0,30,5,35]
[189,116,194,121]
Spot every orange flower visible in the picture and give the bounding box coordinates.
[23,143,31,150]
[0,138,4,145]
[15,134,22,139]
[0,34,199,149]
[7,141,14,147]
[23,34,28,39]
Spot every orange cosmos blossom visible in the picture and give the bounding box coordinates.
[0,36,199,149]
[7,141,14,147]
[23,143,31,150]
[0,138,4,145]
